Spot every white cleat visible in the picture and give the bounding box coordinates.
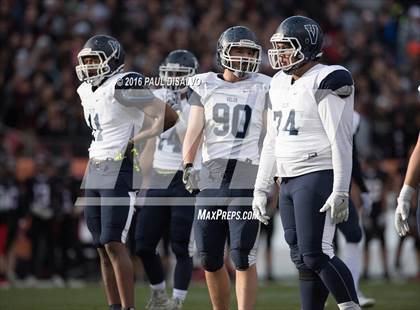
[358,293,376,308]
[168,297,184,310]
[146,289,170,310]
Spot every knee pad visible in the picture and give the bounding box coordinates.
[298,268,319,281]
[302,253,330,272]
[284,229,297,246]
[283,230,305,270]
[200,252,224,272]
[171,241,190,259]
[230,249,252,271]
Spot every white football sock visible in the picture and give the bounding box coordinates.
[173,288,188,301]
[150,281,166,291]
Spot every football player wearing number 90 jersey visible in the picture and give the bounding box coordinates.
[135,50,200,310]
[76,35,178,310]
[253,16,360,310]
[182,26,270,310]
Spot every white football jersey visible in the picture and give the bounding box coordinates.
[152,88,201,170]
[190,72,270,164]
[77,72,145,160]
[268,64,354,177]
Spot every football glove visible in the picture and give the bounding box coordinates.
[319,191,349,224]
[252,191,270,225]
[395,184,414,237]
[182,163,194,194]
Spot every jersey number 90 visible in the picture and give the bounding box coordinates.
[213,103,251,139]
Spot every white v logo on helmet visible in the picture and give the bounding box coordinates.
[108,40,120,59]
[304,24,318,45]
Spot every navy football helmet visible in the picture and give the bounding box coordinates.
[76,35,125,86]
[159,49,198,92]
[217,26,262,77]
[268,16,323,74]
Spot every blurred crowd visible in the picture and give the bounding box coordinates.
[0,0,419,157]
[0,0,420,286]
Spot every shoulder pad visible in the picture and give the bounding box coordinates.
[187,72,216,98]
[76,82,90,95]
[315,68,353,103]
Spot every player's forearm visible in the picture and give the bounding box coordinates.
[163,103,178,131]
[254,133,277,194]
[131,114,163,142]
[319,95,354,193]
[403,133,420,188]
[183,105,204,165]
[331,137,352,192]
[183,129,202,165]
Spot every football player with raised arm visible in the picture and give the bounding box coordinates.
[182,26,270,310]
[395,86,420,238]
[135,50,200,310]
[75,35,178,310]
[253,16,361,310]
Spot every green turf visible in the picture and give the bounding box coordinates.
[0,281,419,309]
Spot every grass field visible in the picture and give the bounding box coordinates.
[1,281,419,310]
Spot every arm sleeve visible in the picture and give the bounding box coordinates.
[317,69,354,193]
[254,94,278,194]
[114,73,156,107]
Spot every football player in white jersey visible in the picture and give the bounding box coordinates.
[395,85,420,238]
[75,35,178,310]
[182,26,270,310]
[135,50,200,310]
[253,16,361,309]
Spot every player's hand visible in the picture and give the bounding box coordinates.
[182,163,194,193]
[252,191,270,225]
[395,184,414,237]
[360,192,372,215]
[319,191,349,224]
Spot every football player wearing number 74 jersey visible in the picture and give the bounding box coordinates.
[182,26,270,310]
[253,16,361,309]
